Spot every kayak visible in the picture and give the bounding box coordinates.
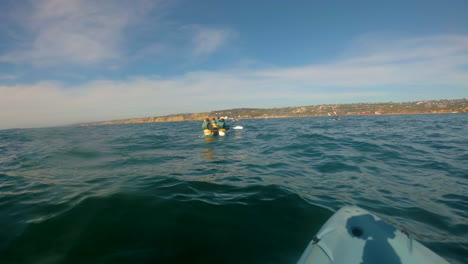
[219,128,227,136]
[202,128,228,137]
[297,206,448,264]
[202,126,242,137]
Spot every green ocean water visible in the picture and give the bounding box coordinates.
[0,114,467,263]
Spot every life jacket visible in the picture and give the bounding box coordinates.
[217,122,225,129]
[202,122,209,129]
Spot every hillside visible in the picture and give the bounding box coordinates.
[80,99,467,126]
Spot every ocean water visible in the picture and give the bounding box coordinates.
[0,114,467,264]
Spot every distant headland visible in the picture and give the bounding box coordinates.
[80,99,467,126]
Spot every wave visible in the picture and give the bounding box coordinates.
[1,180,331,264]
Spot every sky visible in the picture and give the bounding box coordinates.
[1,0,467,129]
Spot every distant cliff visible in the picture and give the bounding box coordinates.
[80,99,467,126]
[81,113,207,126]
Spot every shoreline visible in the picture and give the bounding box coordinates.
[80,98,467,126]
[80,110,465,127]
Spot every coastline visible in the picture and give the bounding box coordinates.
[80,99,467,126]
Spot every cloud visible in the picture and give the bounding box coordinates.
[345,34,468,64]
[186,25,234,57]
[0,74,18,80]
[0,73,382,129]
[0,0,231,67]
[254,34,468,87]
[0,34,467,129]
[0,0,162,66]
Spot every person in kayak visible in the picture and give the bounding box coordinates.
[202,118,211,130]
[217,118,229,130]
[202,118,218,136]
[211,118,218,129]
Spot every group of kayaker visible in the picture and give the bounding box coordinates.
[202,117,229,136]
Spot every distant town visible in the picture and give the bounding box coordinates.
[81,99,467,126]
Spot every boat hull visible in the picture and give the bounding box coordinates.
[297,206,448,264]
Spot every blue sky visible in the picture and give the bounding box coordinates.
[1,0,467,129]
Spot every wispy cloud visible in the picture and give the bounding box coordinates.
[0,74,18,80]
[0,0,231,68]
[0,0,163,66]
[1,34,467,129]
[255,34,468,87]
[186,25,234,57]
